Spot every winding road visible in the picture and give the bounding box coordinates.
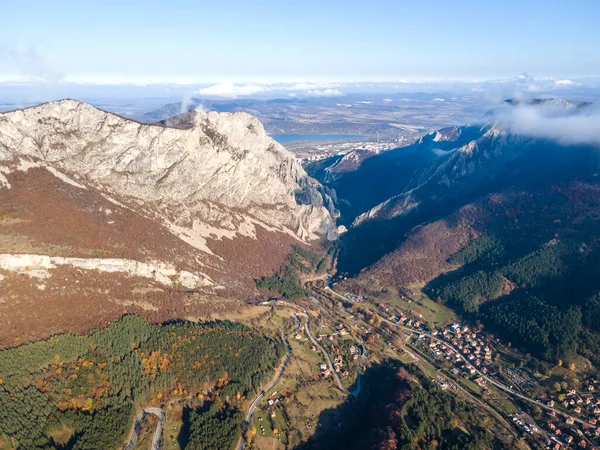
[235,320,297,450]
[124,407,164,450]
[298,312,347,393]
[380,316,596,428]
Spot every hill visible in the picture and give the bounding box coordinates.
[337,99,600,362]
[0,99,336,347]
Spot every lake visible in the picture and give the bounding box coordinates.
[270,134,366,143]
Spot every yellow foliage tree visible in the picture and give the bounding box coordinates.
[82,398,94,412]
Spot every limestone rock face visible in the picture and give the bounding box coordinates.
[0,99,337,242]
[0,99,338,347]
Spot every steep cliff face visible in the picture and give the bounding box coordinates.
[335,99,600,276]
[0,99,337,242]
[0,99,337,347]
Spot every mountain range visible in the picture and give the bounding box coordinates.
[307,98,600,361]
[0,99,336,347]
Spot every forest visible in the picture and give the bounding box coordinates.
[296,360,513,450]
[425,187,600,362]
[0,315,284,449]
[256,244,323,298]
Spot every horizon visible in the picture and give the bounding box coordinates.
[2,1,600,93]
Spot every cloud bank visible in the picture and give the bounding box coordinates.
[194,81,344,99]
[197,82,267,98]
[494,101,600,145]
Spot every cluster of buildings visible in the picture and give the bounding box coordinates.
[297,141,396,164]
[421,324,496,377]
[346,294,366,302]
[544,419,590,449]
[317,338,361,380]
[543,383,600,447]
[380,303,497,372]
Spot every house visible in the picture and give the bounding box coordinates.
[566,417,575,425]
[410,310,423,319]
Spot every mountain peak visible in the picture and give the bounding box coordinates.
[503,97,592,110]
[0,99,337,242]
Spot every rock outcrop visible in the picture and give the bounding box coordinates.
[0,99,337,243]
[0,99,337,347]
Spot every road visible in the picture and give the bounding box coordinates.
[124,407,164,450]
[406,341,522,440]
[302,273,329,284]
[298,312,347,393]
[235,320,297,450]
[381,317,596,428]
[319,284,596,431]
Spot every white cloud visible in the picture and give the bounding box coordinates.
[496,102,600,145]
[0,43,63,84]
[197,82,267,98]
[306,89,344,97]
[283,82,341,91]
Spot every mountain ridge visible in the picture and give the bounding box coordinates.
[0,99,337,347]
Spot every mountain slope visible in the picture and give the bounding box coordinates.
[338,99,600,362]
[0,99,336,347]
[306,125,485,224]
[333,101,600,274]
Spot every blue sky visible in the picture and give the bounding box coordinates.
[1,0,599,85]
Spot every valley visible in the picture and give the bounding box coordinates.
[2,97,600,450]
[3,1,600,449]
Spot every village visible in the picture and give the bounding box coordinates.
[369,300,600,449]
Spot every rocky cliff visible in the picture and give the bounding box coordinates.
[0,99,337,243]
[0,99,337,347]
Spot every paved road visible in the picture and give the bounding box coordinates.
[235,322,297,450]
[124,407,164,450]
[298,312,347,393]
[320,285,595,430]
[382,317,595,427]
[406,341,521,440]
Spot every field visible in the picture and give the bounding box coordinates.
[352,284,457,327]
